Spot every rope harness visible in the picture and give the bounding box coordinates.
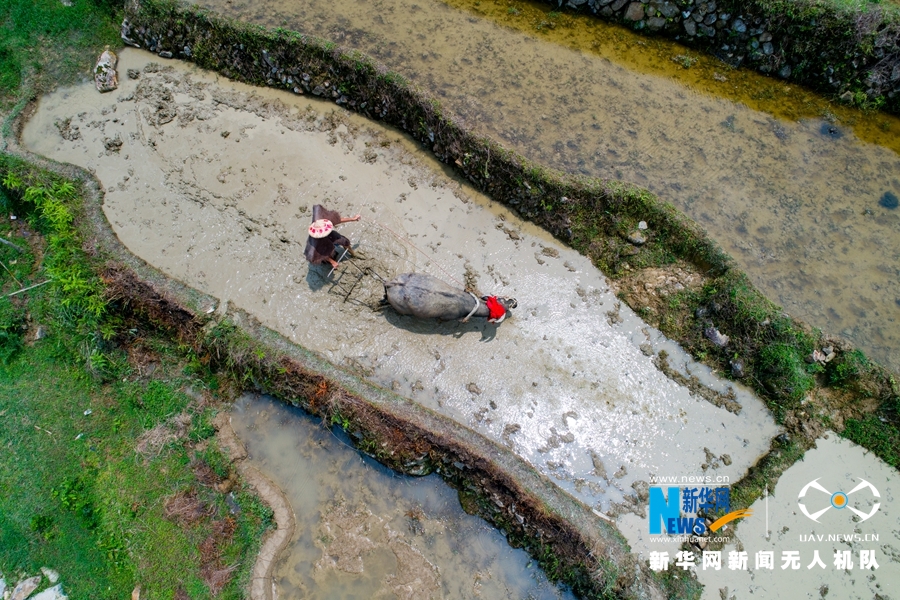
[461,292,480,323]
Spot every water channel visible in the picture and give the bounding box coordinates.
[195,0,900,374]
[230,392,577,599]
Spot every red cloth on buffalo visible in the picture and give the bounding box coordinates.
[485,296,506,321]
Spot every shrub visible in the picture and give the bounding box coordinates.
[0,296,26,363]
[827,349,869,387]
[758,342,815,406]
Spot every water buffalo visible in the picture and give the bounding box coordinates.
[383,273,517,323]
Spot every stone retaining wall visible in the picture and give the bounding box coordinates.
[547,0,900,113]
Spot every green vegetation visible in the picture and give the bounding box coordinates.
[1,106,268,598]
[0,295,26,363]
[0,0,123,109]
[827,348,869,387]
[842,415,900,468]
[672,54,699,69]
[0,340,271,598]
[758,343,817,407]
[729,434,807,511]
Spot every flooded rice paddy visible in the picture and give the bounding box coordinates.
[195,0,900,374]
[19,14,900,594]
[229,392,577,599]
[22,49,778,561]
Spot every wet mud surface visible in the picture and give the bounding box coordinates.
[194,0,900,374]
[22,50,779,557]
[693,434,900,599]
[230,392,576,599]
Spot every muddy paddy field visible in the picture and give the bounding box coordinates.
[22,47,778,516]
[198,0,900,376]
[19,48,900,598]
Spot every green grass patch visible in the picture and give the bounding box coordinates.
[0,338,268,598]
[841,416,900,468]
[729,436,807,511]
[758,343,817,407]
[0,0,123,109]
[1,160,116,367]
[826,348,870,387]
[0,162,269,597]
[0,295,26,362]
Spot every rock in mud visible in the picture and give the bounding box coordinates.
[704,326,729,347]
[730,358,745,378]
[626,230,647,245]
[880,191,898,209]
[94,47,118,93]
[30,585,68,600]
[807,349,826,364]
[11,576,41,600]
[54,118,80,141]
[104,135,123,153]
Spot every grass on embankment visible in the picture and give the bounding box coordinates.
[568,182,900,479]
[0,158,271,597]
[0,0,122,111]
[0,340,271,599]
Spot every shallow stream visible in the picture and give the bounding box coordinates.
[195,0,900,374]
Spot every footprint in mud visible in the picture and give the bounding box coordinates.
[879,191,898,209]
[819,122,843,139]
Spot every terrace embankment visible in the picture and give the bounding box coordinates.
[536,0,900,115]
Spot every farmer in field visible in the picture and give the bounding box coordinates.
[304,204,361,270]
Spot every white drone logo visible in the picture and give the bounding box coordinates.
[797,478,880,522]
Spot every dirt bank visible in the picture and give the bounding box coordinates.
[213,412,296,600]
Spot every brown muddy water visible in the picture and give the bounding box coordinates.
[230,392,577,599]
[195,0,900,374]
[22,49,780,564]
